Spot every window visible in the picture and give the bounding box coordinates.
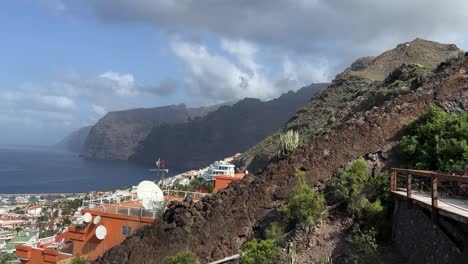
[121,225,132,237]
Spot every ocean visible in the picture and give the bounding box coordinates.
[0,146,162,194]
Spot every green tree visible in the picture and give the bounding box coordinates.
[398,106,468,172]
[284,171,326,224]
[332,158,391,240]
[240,239,280,264]
[333,157,370,215]
[164,251,199,264]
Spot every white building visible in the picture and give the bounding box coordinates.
[27,205,42,216]
[200,161,235,181]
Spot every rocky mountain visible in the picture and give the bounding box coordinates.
[81,104,223,160]
[55,126,92,153]
[236,38,461,173]
[97,39,467,263]
[129,83,327,170]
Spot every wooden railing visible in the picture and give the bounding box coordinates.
[391,168,468,223]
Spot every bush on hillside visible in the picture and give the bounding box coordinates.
[284,171,326,224]
[265,221,286,243]
[365,172,390,203]
[398,106,468,172]
[333,157,370,215]
[164,251,199,264]
[332,158,391,240]
[320,254,333,264]
[240,239,280,264]
[277,130,300,158]
[71,255,90,264]
[346,229,379,264]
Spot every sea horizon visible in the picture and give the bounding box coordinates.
[0,146,165,194]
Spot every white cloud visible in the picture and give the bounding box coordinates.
[0,70,180,133]
[38,95,74,109]
[99,71,137,96]
[170,38,329,104]
[87,0,468,71]
[92,104,107,116]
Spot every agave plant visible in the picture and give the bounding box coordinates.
[277,130,300,158]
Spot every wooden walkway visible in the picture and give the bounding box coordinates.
[391,168,468,223]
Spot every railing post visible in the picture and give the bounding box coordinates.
[431,173,439,224]
[407,174,412,199]
[390,169,397,192]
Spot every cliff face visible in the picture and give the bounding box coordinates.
[55,126,92,153]
[97,40,467,263]
[236,38,461,173]
[81,104,219,160]
[128,83,327,170]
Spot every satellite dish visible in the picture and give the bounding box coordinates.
[93,215,101,225]
[136,181,164,211]
[83,213,92,223]
[95,225,107,240]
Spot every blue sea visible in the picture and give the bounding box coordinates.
[0,146,162,193]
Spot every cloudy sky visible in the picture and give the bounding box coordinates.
[2,0,468,145]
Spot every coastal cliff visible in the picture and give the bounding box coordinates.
[55,126,92,153]
[81,104,221,160]
[129,83,326,170]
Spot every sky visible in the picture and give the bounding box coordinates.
[2,0,468,145]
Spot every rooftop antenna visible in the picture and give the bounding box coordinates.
[149,158,169,187]
[136,181,164,211]
[83,212,92,223]
[93,215,101,225]
[95,225,107,240]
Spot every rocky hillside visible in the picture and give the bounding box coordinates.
[129,84,327,170]
[81,104,221,160]
[236,38,461,173]
[55,126,92,153]
[97,39,467,263]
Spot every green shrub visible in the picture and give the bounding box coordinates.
[333,158,391,240]
[333,157,370,215]
[265,221,285,243]
[365,172,390,202]
[398,106,468,172]
[277,130,300,158]
[71,255,90,264]
[346,229,379,264]
[240,239,280,264]
[321,254,333,264]
[362,199,390,240]
[284,171,326,224]
[164,251,199,264]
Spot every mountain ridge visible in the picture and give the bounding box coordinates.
[81,103,224,161]
[235,38,462,173]
[129,83,327,170]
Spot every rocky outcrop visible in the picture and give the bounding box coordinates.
[129,84,326,170]
[97,41,468,264]
[81,104,222,160]
[55,126,92,153]
[237,38,461,173]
